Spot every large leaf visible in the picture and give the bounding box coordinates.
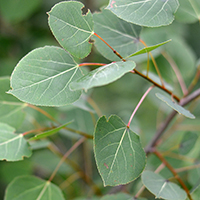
[127,40,171,58]
[94,115,146,186]
[4,175,65,200]
[48,1,94,59]
[106,0,179,27]
[70,60,135,91]
[8,46,82,106]
[0,77,26,128]
[142,171,187,200]
[0,123,32,161]
[93,8,142,61]
[156,93,195,119]
[179,131,198,155]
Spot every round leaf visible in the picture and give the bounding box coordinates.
[4,175,65,200]
[0,123,32,161]
[94,115,146,186]
[48,1,94,59]
[106,0,179,27]
[142,171,187,200]
[8,46,82,106]
[70,60,136,91]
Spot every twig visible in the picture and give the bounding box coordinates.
[132,69,180,102]
[154,150,193,200]
[93,32,126,61]
[48,137,86,182]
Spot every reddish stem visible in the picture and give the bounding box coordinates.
[154,150,193,200]
[127,85,154,128]
[93,32,126,61]
[79,63,106,67]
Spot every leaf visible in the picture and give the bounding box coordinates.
[4,175,65,200]
[48,1,94,59]
[0,123,32,161]
[8,46,82,107]
[29,121,73,141]
[127,40,171,58]
[156,93,195,119]
[100,193,147,200]
[175,0,200,23]
[179,132,198,155]
[142,171,187,200]
[106,0,179,27]
[93,8,142,61]
[94,115,146,186]
[70,60,136,91]
[0,0,41,23]
[0,77,26,128]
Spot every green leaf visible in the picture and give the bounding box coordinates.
[175,0,200,23]
[0,0,41,23]
[179,132,198,155]
[100,193,147,200]
[94,115,146,186]
[48,1,94,59]
[8,46,82,107]
[70,60,135,91]
[106,0,179,27]
[4,175,65,200]
[142,171,187,200]
[0,77,26,129]
[156,93,195,119]
[29,121,73,141]
[0,123,32,161]
[93,8,142,61]
[127,40,171,58]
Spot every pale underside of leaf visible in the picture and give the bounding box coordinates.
[8,46,82,106]
[156,93,195,119]
[4,175,65,200]
[70,60,136,91]
[142,171,187,200]
[106,0,179,27]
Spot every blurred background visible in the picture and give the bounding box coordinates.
[0,0,200,199]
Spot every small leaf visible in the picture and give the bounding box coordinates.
[106,0,179,27]
[93,8,142,61]
[0,77,26,128]
[156,93,195,119]
[179,132,198,155]
[29,121,73,141]
[4,175,65,200]
[8,46,82,107]
[100,193,134,200]
[70,60,135,91]
[94,115,146,186]
[142,171,187,200]
[126,40,171,58]
[48,1,94,59]
[0,123,32,161]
